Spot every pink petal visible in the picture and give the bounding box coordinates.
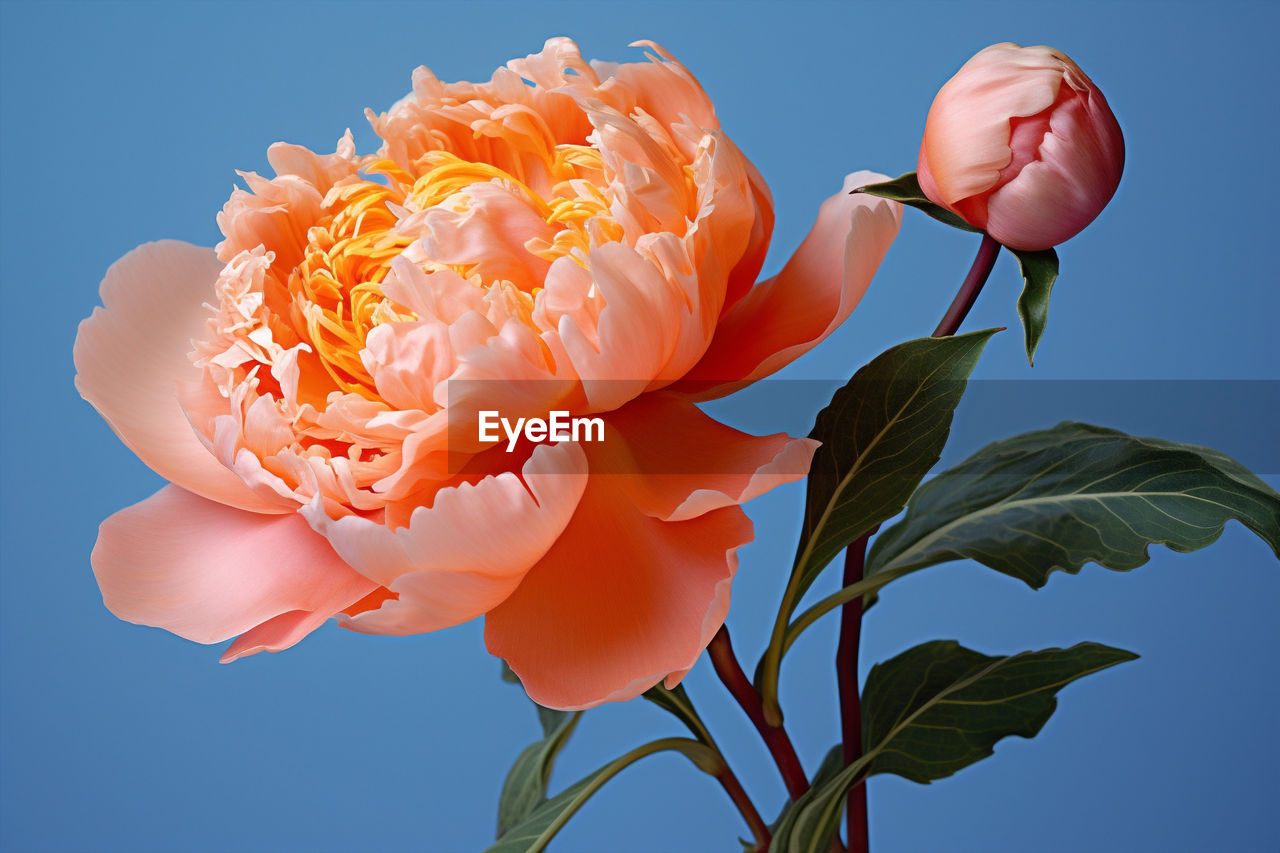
[304,442,589,636]
[485,476,754,710]
[984,86,1124,251]
[921,43,1066,208]
[602,41,719,139]
[676,173,902,399]
[74,241,288,514]
[265,130,360,194]
[91,486,377,659]
[556,242,685,410]
[416,181,554,292]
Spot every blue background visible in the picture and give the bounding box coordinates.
[2,1,1277,851]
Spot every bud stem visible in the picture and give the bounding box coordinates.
[838,530,874,853]
[933,234,1001,338]
[839,232,1002,852]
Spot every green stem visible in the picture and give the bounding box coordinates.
[646,680,772,850]
[526,738,719,853]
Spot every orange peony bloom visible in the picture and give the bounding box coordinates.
[75,38,901,710]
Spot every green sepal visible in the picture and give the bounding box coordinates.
[853,172,981,233]
[1012,247,1059,365]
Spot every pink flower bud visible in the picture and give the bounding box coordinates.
[917,43,1124,251]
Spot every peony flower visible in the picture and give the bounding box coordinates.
[75,38,901,710]
[917,42,1123,251]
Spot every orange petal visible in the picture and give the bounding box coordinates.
[484,477,754,711]
[677,173,901,399]
[593,392,817,521]
[305,442,589,635]
[91,486,377,659]
[74,241,288,514]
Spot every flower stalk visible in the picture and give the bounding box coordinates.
[933,234,1001,338]
[837,232,1001,851]
[717,765,772,851]
[837,531,873,853]
[708,626,812,801]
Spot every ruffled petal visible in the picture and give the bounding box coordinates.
[303,442,589,635]
[676,173,901,399]
[415,181,554,292]
[91,486,377,658]
[74,241,288,514]
[485,474,754,711]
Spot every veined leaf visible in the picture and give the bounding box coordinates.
[1012,248,1059,365]
[853,172,981,233]
[496,659,583,837]
[867,422,1280,586]
[486,738,719,853]
[496,709,582,837]
[791,330,998,602]
[861,641,1136,783]
[758,330,998,722]
[768,642,1135,852]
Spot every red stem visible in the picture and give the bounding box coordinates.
[838,233,1002,851]
[716,764,772,851]
[932,233,1001,338]
[708,626,811,801]
[837,533,873,852]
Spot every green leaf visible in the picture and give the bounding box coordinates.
[758,329,998,722]
[1012,248,1059,365]
[867,422,1280,587]
[792,329,999,599]
[769,642,1135,852]
[642,683,715,747]
[861,641,1136,783]
[486,738,720,853]
[853,172,981,233]
[496,709,582,837]
[497,659,583,837]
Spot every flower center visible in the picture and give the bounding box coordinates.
[287,144,621,399]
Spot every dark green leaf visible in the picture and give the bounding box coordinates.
[758,330,998,718]
[867,422,1280,587]
[497,659,583,837]
[862,641,1136,783]
[788,329,998,621]
[769,642,1134,852]
[1012,248,1059,365]
[853,172,981,233]
[642,683,714,745]
[496,710,582,837]
[487,738,719,853]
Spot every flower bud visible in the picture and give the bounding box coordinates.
[917,43,1124,251]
